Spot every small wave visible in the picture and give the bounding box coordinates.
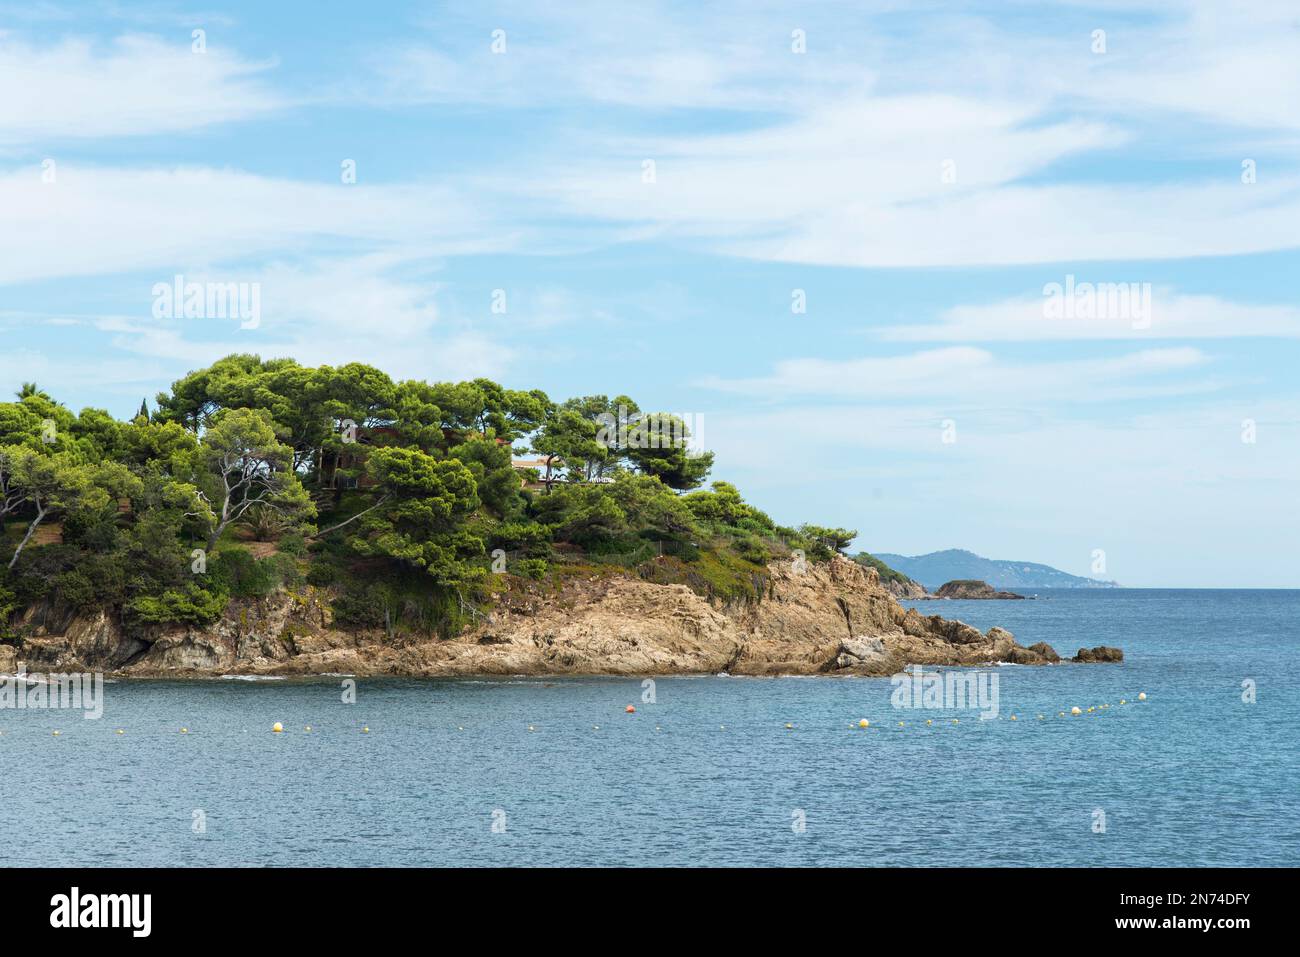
[219,674,287,682]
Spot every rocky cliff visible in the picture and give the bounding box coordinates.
[1,556,1119,677]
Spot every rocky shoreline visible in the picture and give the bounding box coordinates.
[2,556,1121,678]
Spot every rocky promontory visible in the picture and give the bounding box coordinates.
[933,579,1027,600]
[2,556,1120,678]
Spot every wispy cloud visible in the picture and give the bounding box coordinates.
[700,346,1215,402]
[0,33,284,145]
[883,291,1300,341]
[0,164,506,285]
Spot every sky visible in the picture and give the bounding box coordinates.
[1,0,1297,587]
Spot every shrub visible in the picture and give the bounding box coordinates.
[488,521,551,557]
[125,585,228,625]
[513,558,548,580]
[208,545,285,598]
[331,582,392,628]
[732,535,770,565]
[53,569,97,610]
[306,560,340,587]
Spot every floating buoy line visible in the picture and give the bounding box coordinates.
[4,693,1149,739]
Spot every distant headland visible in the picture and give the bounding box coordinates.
[868,549,1120,592]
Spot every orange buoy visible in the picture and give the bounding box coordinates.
[625,705,636,713]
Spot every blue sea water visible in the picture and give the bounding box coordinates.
[2,589,1296,867]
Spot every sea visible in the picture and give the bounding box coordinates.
[3,589,1296,866]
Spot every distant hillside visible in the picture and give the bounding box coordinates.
[871,549,1119,590]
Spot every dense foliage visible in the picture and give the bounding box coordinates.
[1,357,859,640]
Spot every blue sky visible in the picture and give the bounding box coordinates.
[2,0,1298,586]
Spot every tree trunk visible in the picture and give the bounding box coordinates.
[309,494,390,539]
[7,504,47,570]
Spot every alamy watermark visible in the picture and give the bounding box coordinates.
[50,887,150,937]
[1042,274,1151,329]
[890,665,999,719]
[0,666,104,719]
[152,274,261,329]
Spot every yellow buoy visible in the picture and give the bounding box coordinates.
[271,722,283,733]
[1138,692,1147,701]
[1071,706,1082,715]
[362,726,370,733]
[1120,699,1126,705]
[785,723,793,729]
[116,729,124,734]
[1010,715,1017,721]
[52,730,61,736]
[1087,707,1095,713]
[305,725,311,731]
[926,719,932,726]
[952,718,958,724]
[897,721,904,727]
[858,718,869,728]
[180,727,188,733]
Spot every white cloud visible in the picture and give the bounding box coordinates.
[514,96,1124,258]
[0,345,171,398]
[518,111,1300,266]
[0,34,284,144]
[417,2,1300,267]
[375,3,875,111]
[1080,1,1300,133]
[82,253,516,385]
[0,164,506,285]
[883,291,1300,341]
[700,346,1215,402]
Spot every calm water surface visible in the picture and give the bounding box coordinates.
[2,589,1296,866]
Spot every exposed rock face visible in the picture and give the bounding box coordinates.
[835,637,887,669]
[0,556,1119,677]
[1072,645,1124,663]
[882,578,929,600]
[934,579,1026,600]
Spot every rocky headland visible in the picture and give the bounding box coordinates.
[1,556,1120,678]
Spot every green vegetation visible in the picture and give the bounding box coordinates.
[1,355,859,641]
[853,552,915,586]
